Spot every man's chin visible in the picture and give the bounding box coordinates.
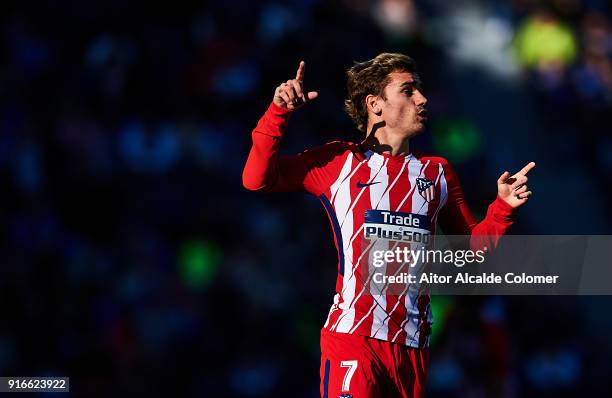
[405,124,426,138]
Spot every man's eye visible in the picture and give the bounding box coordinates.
[403,89,414,95]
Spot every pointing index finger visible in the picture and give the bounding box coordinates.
[295,61,305,81]
[516,161,536,176]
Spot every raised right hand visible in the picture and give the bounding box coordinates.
[273,61,319,111]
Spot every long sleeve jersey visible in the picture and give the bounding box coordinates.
[243,102,515,348]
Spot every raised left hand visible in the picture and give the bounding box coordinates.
[497,161,535,208]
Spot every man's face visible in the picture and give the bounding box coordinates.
[378,71,428,137]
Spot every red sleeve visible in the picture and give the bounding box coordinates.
[242,102,341,195]
[438,161,516,251]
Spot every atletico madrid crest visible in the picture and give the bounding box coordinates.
[416,177,435,202]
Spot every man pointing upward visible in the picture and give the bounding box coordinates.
[243,53,534,398]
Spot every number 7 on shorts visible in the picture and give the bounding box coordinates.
[340,360,358,391]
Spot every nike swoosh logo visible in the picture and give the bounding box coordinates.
[356,181,380,188]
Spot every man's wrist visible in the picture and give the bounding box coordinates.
[254,102,292,138]
[492,195,516,222]
[266,101,293,127]
[269,101,293,116]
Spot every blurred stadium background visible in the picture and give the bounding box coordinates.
[1,0,611,396]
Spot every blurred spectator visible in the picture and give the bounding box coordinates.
[514,8,578,87]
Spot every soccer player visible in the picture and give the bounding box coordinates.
[242,53,534,398]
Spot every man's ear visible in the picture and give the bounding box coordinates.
[366,94,382,116]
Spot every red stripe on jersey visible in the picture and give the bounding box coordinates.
[373,158,410,344]
[379,159,412,343]
[387,158,433,344]
[325,153,362,331]
[349,156,404,338]
[347,159,379,334]
[334,155,390,331]
[424,162,443,233]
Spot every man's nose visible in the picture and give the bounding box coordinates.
[415,90,427,106]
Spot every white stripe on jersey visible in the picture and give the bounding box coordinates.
[401,160,438,343]
[330,153,355,205]
[330,154,357,332]
[431,164,449,224]
[323,291,340,328]
[324,154,354,329]
[339,158,388,230]
[334,155,388,333]
[366,155,391,340]
[341,156,411,300]
[391,317,411,343]
[371,159,433,339]
[396,160,429,210]
[347,155,412,335]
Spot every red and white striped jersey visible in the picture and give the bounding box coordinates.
[243,103,515,348]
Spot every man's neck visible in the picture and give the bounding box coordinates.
[364,123,410,156]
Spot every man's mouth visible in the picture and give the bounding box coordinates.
[417,109,428,120]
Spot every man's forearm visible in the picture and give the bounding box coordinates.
[242,103,292,191]
[469,195,515,251]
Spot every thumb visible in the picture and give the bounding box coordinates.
[497,171,510,185]
[306,91,319,101]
